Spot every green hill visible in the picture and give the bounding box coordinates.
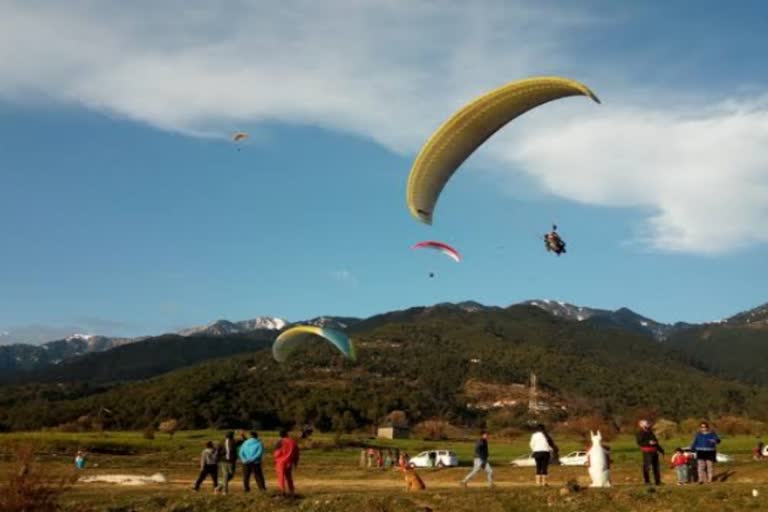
[2,332,275,385]
[665,323,768,386]
[1,304,766,432]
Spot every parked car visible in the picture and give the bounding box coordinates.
[509,453,536,467]
[682,448,732,463]
[408,450,459,468]
[559,451,589,466]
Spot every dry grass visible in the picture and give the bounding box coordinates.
[0,444,84,512]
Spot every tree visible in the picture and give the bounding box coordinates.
[158,419,179,438]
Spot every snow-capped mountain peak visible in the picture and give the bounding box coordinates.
[296,316,362,330]
[178,316,288,337]
[238,317,287,331]
[66,333,95,342]
[520,299,675,341]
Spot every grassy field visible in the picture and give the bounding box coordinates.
[1,430,766,511]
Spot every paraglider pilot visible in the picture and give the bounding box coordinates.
[544,225,567,255]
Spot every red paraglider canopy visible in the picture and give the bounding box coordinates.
[411,241,462,262]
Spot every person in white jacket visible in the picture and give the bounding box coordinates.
[529,424,557,486]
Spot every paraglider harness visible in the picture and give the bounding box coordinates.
[544,225,566,255]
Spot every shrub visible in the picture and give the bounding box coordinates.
[158,419,179,438]
[414,420,448,441]
[485,405,530,432]
[555,415,618,442]
[716,415,765,436]
[55,422,81,433]
[653,418,679,440]
[679,417,704,436]
[0,444,81,512]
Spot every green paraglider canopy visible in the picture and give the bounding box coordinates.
[272,326,356,363]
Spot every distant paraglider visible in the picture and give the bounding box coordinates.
[272,326,356,363]
[411,241,462,262]
[232,132,248,151]
[405,76,600,225]
[544,225,567,256]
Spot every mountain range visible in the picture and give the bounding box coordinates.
[1,299,766,432]
[0,299,764,379]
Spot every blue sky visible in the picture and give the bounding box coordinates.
[1,1,767,341]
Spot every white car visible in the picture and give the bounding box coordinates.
[716,453,732,463]
[559,451,589,466]
[408,450,459,468]
[509,453,536,467]
[682,448,732,463]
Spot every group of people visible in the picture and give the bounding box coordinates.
[359,448,406,469]
[193,429,300,496]
[458,420,726,489]
[637,419,721,486]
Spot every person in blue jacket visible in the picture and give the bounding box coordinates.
[239,431,266,492]
[691,421,720,484]
[74,450,87,469]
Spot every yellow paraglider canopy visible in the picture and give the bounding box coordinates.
[406,76,600,225]
[232,132,249,142]
[272,325,356,363]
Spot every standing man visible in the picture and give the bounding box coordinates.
[216,431,237,495]
[691,421,721,484]
[274,429,300,497]
[461,430,493,488]
[636,419,664,485]
[239,431,266,492]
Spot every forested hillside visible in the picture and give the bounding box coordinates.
[2,332,274,384]
[1,305,766,432]
[666,323,768,386]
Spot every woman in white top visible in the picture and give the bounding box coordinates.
[529,424,556,486]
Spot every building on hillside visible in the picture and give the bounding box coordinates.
[377,425,410,440]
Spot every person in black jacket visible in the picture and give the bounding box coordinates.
[460,431,493,488]
[636,419,664,485]
[216,431,237,494]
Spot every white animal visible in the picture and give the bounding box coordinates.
[587,430,611,488]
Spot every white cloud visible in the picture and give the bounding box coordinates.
[0,1,766,253]
[489,99,768,253]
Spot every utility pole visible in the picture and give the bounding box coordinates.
[528,372,539,413]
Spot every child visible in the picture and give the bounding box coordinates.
[383,450,393,469]
[74,450,86,470]
[685,449,697,483]
[670,448,689,485]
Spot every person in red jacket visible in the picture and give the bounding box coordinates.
[273,429,300,497]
